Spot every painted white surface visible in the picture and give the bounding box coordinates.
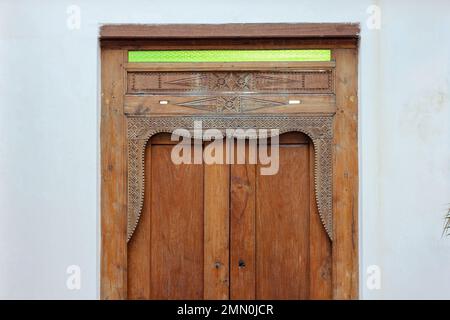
[0,0,449,299]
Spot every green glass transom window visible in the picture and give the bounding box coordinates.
[128,50,331,63]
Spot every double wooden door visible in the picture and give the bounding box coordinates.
[127,132,331,299]
[101,24,359,300]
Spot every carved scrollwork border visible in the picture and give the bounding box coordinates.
[126,115,334,241]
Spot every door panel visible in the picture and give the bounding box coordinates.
[150,145,204,299]
[128,135,205,299]
[255,144,310,299]
[229,133,332,300]
[128,132,331,300]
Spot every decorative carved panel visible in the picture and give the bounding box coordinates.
[127,70,334,94]
[123,94,336,115]
[176,96,286,113]
[126,115,334,242]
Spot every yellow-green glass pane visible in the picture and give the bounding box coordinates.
[128,50,331,63]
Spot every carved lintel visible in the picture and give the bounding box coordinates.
[128,70,334,94]
[127,115,333,241]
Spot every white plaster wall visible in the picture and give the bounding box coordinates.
[0,0,448,299]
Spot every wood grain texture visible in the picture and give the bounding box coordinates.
[100,49,127,300]
[127,144,151,299]
[100,23,360,39]
[230,148,256,300]
[332,49,359,299]
[204,151,230,299]
[256,145,310,299]
[150,145,204,299]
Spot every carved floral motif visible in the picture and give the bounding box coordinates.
[128,70,333,93]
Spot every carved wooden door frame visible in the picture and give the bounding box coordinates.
[100,23,359,299]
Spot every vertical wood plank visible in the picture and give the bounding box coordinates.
[309,143,332,299]
[127,144,151,299]
[204,151,230,299]
[332,48,359,299]
[256,146,310,299]
[100,49,127,300]
[150,145,204,299]
[230,151,256,300]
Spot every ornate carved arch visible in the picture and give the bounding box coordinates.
[127,115,334,241]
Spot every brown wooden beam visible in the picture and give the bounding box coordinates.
[100,23,360,40]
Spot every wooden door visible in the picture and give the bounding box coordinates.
[229,134,332,300]
[127,133,331,299]
[100,23,359,300]
[128,135,206,299]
